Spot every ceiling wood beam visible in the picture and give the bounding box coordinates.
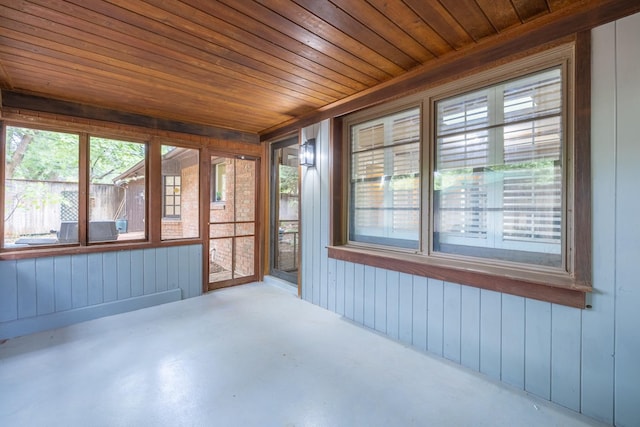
[1,90,259,143]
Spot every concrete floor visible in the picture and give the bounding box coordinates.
[0,282,607,427]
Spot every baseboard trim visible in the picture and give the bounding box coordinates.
[0,288,183,340]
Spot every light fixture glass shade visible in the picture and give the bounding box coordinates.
[299,138,316,167]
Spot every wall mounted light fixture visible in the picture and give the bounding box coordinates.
[299,138,316,167]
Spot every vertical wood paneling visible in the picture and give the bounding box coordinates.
[525,299,551,399]
[178,246,190,298]
[412,276,428,351]
[580,21,616,424]
[443,282,461,363]
[102,252,118,302]
[1,245,202,339]
[0,261,18,322]
[479,289,502,380]
[344,261,355,320]
[130,249,144,297]
[155,247,168,292]
[188,245,202,298]
[310,169,321,306]
[353,263,365,324]
[335,260,345,315]
[116,251,131,299]
[54,256,72,311]
[35,257,55,315]
[87,253,103,306]
[501,294,525,388]
[71,254,88,308]
[551,305,582,411]
[427,278,444,356]
[327,257,337,312]
[614,13,640,427]
[374,268,387,333]
[363,265,375,329]
[398,273,413,345]
[143,249,156,295]
[460,286,480,371]
[16,259,36,319]
[166,247,180,291]
[386,271,399,340]
[319,122,330,311]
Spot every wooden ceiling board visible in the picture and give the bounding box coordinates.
[0,21,315,116]
[402,0,475,50]
[201,0,382,87]
[365,0,452,57]
[292,0,419,70]
[12,0,332,108]
[330,0,435,63]
[511,0,551,22]
[474,0,522,32]
[0,0,638,135]
[236,0,404,77]
[438,0,497,41]
[98,0,353,97]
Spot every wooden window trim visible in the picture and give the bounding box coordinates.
[329,34,591,309]
[0,119,203,260]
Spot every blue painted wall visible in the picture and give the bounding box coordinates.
[0,244,202,339]
[301,14,640,427]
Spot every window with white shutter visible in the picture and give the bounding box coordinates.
[349,108,420,249]
[433,67,563,267]
[337,41,590,306]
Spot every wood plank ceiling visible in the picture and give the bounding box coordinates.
[0,1,635,135]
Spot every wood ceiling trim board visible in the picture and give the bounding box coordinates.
[402,0,474,50]
[365,0,452,57]
[188,0,382,88]
[0,6,337,106]
[260,0,640,139]
[0,25,324,115]
[1,91,261,142]
[103,0,355,97]
[474,0,522,32]
[259,0,403,76]
[438,0,497,41]
[329,0,435,62]
[292,0,418,70]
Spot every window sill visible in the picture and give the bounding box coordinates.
[328,245,589,308]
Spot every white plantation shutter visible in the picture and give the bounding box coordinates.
[435,93,490,241]
[502,70,562,248]
[434,67,563,264]
[350,108,420,249]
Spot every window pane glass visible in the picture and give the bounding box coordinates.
[434,68,563,267]
[349,108,420,249]
[4,126,79,248]
[89,137,146,242]
[161,145,199,240]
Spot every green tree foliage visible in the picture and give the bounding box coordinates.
[89,137,145,183]
[5,126,146,183]
[5,127,79,181]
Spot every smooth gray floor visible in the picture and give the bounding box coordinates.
[0,282,607,427]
